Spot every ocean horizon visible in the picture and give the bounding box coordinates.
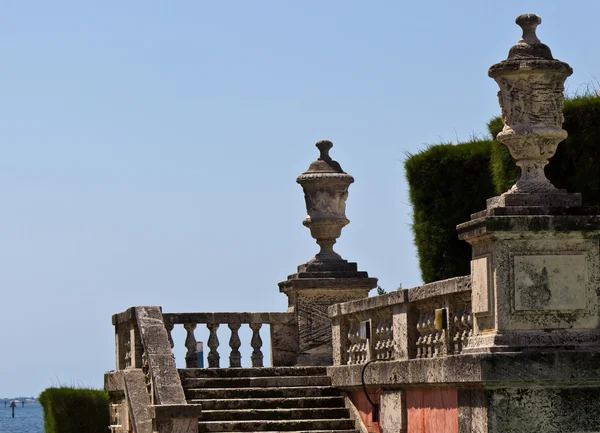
[0,403,43,433]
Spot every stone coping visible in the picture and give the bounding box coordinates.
[457,214,600,240]
[327,351,600,390]
[328,276,471,318]
[162,312,295,325]
[279,277,378,291]
[112,306,139,325]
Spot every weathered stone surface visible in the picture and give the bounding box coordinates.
[179,367,353,433]
[487,387,600,433]
[154,418,198,433]
[328,352,600,389]
[459,226,600,352]
[457,389,487,433]
[178,366,327,378]
[104,370,125,392]
[471,257,490,316]
[513,254,586,311]
[123,370,153,433]
[162,312,294,325]
[270,322,300,367]
[329,289,407,318]
[150,404,203,419]
[135,307,189,405]
[380,391,405,433]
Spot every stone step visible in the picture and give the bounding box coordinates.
[201,408,350,422]
[197,419,356,432]
[212,431,356,433]
[186,386,340,400]
[179,367,327,379]
[182,376,331,389]
[190,396,346,411]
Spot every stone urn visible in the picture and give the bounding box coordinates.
[297,140,354,263]
[489,14,577,206]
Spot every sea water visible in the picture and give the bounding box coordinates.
[0,404,43,433]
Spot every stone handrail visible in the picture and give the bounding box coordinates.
[106,306,202,433]
[328,276,472,365]
[162,312,299,368]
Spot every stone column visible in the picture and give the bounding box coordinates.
[279,140,378,365]
[458,15,600,353]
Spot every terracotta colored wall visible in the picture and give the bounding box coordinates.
[406,389,458,433]
[350,391,381,433]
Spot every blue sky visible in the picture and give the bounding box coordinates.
[1,1,599,396]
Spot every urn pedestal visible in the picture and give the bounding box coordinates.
[459,15,600,354]
[279,140,377,365]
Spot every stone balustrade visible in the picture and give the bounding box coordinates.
[106,307,299,433]
[107,306,202,433]
[329,276,471,365]
[162,312,299,368]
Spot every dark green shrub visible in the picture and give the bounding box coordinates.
[39,387,109,433]
[405,140,495,283]
[489,95,600,204]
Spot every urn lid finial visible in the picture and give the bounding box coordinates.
[316,140,333,161]
[489,14,572,79]
[298,140,352,177]
[516,14,541,44]
[506,13,553,60]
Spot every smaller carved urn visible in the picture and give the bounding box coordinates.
[297,140,354,263]
[489,14,576,205]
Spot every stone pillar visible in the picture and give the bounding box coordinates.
[458,15,600,353]
[279,140,378,365]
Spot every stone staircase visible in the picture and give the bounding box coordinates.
[179,366,357,433]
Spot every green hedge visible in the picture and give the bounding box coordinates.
[39,387,109,433]
[489,95,600,204]
[406,96,600,283]
[405,140,495,283]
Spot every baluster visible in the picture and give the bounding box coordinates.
[165,321,175,350]
[461,313,473,351]
[228,323,242,368]
[250,323,264,367]
[207,323,220,368]
[124,339,132,368]
[183,323,197,368]
[416,318,424,359]
[453,315,463,354]
[425,317,434,358]
[385,321,394,359]
[346,320,358,365]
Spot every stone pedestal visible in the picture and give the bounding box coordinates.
[279,260,377,365]
[457,14,600,354]
[458,206,600,353]
[281,139,378,365]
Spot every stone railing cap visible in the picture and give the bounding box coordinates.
[328,276,471,318]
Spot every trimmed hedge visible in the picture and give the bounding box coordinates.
[39,387,109,433]
[406,96,600,282]
[489,95,600,204]
[405,140,495,283]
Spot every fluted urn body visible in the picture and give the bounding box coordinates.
[297,140,354,263]
[489,14,576,204]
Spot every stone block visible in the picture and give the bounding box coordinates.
[513,254,586,311]
[471,257,491,316]
[380,391,405,433]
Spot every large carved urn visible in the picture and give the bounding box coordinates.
[489,14,578,206]
[297,140,354,263]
